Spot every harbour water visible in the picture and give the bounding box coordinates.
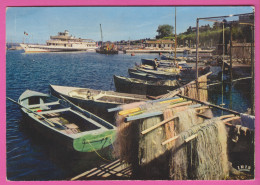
[6,50,252,180]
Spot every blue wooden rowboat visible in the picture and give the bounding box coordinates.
[17,89,116,153]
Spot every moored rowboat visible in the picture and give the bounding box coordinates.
[128,70,165,81]
[50,84,148,123]
[16,90,116,152]
[128,67,179,80]
[113,75,181,96]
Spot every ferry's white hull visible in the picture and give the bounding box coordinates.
[20,44,97,53]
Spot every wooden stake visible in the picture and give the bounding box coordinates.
[162,133,199,146]
[161,115,240,146]
[195,106,209,111]
[223,116,240,123]
[141,116,178,135]
[162,135,179,146]
[185,134,198,142]
[219,114,235,119]
[167,101,192,109]
[161,72,212,99]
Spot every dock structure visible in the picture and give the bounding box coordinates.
[71,160,132,180]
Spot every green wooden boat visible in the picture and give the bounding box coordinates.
[18,89,116,153]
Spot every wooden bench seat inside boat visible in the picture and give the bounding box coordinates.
[27,101,60,108]
[35,108,70,115]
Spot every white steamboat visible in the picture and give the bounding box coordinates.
[20,30,98,53]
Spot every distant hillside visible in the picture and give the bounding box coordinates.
[175,24,253,50]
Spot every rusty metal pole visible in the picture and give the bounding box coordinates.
[175,7,177,66]
[196,18,199,80]
[251,25,255,115]
[195,18,200,101]
[220,23,225,115]
[228,23,233,110]
[230,23,233,82]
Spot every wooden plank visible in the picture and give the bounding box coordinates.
[71,160,131,180]
[141,116,178,135]
[27,101,60,108]
[126,103,201,122]
[35,108,70,115]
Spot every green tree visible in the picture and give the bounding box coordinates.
[156,24,174,39]
[186,26,193,34]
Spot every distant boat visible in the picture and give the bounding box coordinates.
[128,70,165,81]
[141,58,189,69]
[96,24,118,54]
[7,43,23,50]
[161,55,174,60]
[49,84,148,123]
[141,58,160,68]
[17,89,116,152]
[161,55,187,64]
[128,66,180,80]
[20,30,98,53]
[113,75,181,96]
[96,45,119,54]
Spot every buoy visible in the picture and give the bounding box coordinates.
[131,53,135,56]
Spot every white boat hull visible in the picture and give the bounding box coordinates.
[20,44,98,53]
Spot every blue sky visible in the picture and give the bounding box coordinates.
[6,6,253,43]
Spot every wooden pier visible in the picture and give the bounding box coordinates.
[71,159,132,180]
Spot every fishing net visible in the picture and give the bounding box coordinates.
[113,114,140,164]
[170,117,229,180]
[161,80,179,86]
[166,108,202,179]
[197,75,208,102]
[137,116,169,179]
[163,106,189,149]
[114,112,169,179]
[114,92,229,180]
[161,73,209,102]
[181,75,208,102]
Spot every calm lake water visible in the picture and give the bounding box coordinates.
[6,50,252,180]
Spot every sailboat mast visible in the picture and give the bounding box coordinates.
[100,24,103,47]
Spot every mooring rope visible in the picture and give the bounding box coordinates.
[84,134,114,162]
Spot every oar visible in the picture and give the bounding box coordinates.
[60,95,86,113]
[118,98,184,116]
[7,97,66,129]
